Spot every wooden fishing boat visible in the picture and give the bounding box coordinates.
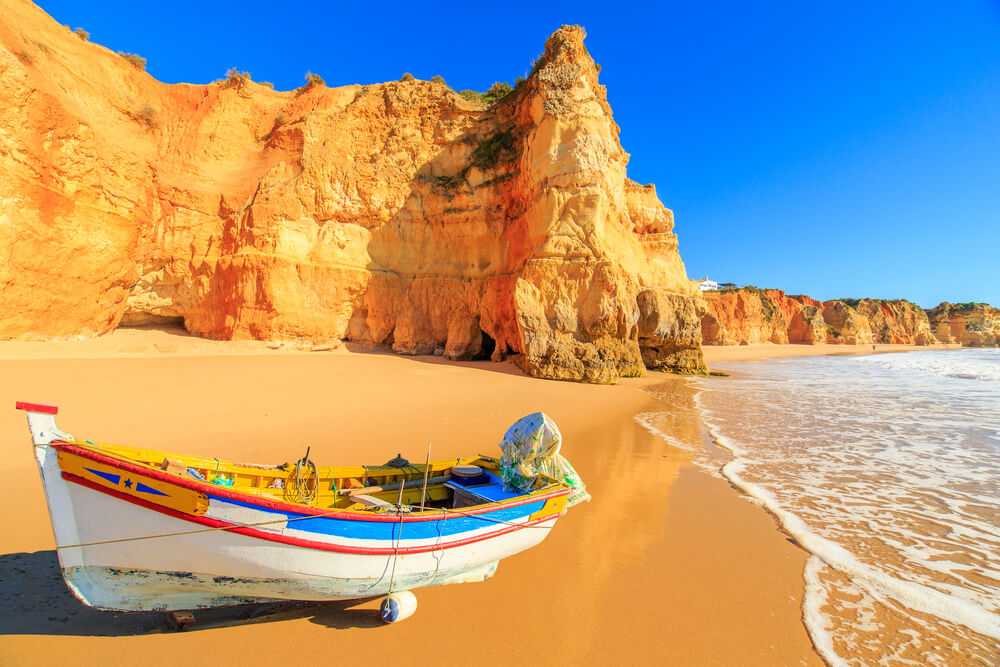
[18,402,588,622]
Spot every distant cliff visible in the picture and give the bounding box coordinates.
[927,303,1000,347]
[0,1,706,382]
[701,289,997,347]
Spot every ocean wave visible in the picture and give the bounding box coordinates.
[860,348,1000,382]
[716,453,1000,641]
[693,352,1000,662]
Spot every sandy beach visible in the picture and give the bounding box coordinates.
[0,327,829,665]
[1,329,961,665]
[1,1,993,662]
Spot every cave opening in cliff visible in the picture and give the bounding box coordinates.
[474,330,496,361]
[117,315,187,334]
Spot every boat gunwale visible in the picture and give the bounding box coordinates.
[60,469,562,555]
[55,443,571,523]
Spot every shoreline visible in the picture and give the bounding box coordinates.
[0,329,821,665]
[702,341,962,367]
[693,344,1000,663]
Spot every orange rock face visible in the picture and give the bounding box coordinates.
[700,288,792,345]
[926,303,1000,347]
[823,299,936,345]
[0,3,705,382]
[702,290,943,346]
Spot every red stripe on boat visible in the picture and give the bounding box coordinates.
[56,444,569,523]
[61,471,559,556]
[15,401,58,415]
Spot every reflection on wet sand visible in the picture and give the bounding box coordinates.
[543,384,696,661]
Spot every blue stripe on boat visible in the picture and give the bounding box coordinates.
[135,482,168,496]
[84,467,121,486]
[208,495,544,541]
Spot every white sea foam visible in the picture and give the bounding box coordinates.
[804,556,846,667]
[861,347,1000,382]
[716,454,1000,640]
[632,412,696,451]
[694,349,1000,663]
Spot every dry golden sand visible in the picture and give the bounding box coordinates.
[1,328,827,665]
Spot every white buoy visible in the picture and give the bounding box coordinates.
[380,590,417,623]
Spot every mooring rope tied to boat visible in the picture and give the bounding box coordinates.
[49,499,555,551]
[385,474,408,596]
[36,440,557,552]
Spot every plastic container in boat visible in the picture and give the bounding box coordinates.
[450,465,489,486]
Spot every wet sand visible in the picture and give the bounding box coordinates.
[702,342,960,366]
[0,328,820,665]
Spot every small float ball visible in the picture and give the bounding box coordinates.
[380,590,417,623]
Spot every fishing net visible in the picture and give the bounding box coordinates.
[498,412,590,507]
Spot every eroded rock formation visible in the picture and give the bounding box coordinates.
[824,299,936,345]
[0,1,706,382]
[927,303,1000,347]
[701,289,980,346]
[700,288,794,345]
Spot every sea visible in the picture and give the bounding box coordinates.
[689,349,1000,665]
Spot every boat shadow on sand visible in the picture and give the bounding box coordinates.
[0,550,384,635]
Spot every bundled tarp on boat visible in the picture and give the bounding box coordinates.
[499,412,590,507]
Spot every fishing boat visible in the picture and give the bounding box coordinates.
[18,402,589,623]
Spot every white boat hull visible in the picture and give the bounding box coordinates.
[35,446,559,611]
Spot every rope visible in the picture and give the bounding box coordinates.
[386,498,405,596]
[293,450,318,506]
[41,442,558,553]
[428,507,447,583]
[51,497,556,551]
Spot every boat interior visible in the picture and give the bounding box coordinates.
[63,441,556,513]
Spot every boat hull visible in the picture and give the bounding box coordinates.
[35,446,562,611]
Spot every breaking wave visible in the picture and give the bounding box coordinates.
[693,349,1000,665]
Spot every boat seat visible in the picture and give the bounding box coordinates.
[445,472,524,505]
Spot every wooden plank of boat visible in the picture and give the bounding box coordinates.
[338,475,452,497]
[349,494,394,508]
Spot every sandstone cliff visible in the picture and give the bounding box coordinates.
[702,289,946,346]
[700,288,830,345]
[700,288,790,345]
[0,1,705,382]
[926,303,1000,347]
[823,299,936,345]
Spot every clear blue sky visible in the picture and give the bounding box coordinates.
[37,1,1000,308]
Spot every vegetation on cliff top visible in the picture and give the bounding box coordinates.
[459,81,515,105]
[715,285,782,323]
[224,68,251,90]
[117,52,146,71]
